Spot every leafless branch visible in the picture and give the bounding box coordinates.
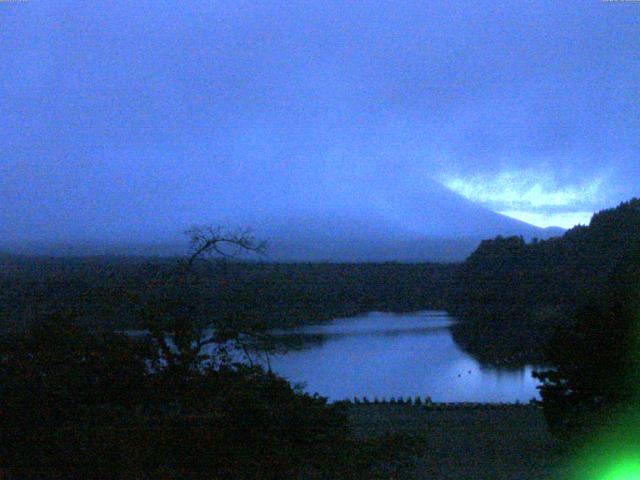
[184,225,266,270]
[142,225,268,372]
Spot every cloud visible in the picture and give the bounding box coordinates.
[443,171,605,209]
[442,171,606,228]
[498,210,594,229]
[0,0,638,242]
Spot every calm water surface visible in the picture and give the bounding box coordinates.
[263,311,540,403]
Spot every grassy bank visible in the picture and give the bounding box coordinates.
[348,403,566,479]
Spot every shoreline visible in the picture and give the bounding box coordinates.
[347,403,564,479]
[339,399,541,409]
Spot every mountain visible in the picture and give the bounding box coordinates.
[248,179,563,262]
[2,180,563,262]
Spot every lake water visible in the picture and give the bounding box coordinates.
[261,311,541,403]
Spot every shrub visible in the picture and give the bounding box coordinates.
[534,251,640,439]
[0,316,351,479]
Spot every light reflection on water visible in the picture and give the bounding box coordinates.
[261,311,541,403]
[129,311,542,403]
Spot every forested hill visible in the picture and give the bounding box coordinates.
[450,198,640,365]
[0,260,455,332]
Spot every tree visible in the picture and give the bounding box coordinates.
[184,225,266,268]
[0,227,351,479]
[140,226,267,381]
[450,198,640,366]
[533,242,640,439]
[0,314,153,477]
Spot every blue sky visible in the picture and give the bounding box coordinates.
[1,0,639,243]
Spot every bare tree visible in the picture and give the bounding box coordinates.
[184,225,266,269]
[141,226,267,378]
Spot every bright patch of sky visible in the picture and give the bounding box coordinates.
[443,172,604,229]
[498,210,593,229]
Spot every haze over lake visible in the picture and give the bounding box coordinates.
[262,311,541,403]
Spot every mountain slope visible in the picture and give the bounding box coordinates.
[233,179,562,261]
[2,180,563,262]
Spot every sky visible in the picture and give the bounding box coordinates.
[1,0,639,246]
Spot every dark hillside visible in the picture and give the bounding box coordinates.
[0,259,456,332]
[450,198,640,365]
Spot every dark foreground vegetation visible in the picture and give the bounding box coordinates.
[0,228,428,479]
[450,198,640,365]
[1,199,639,477]
[534,237,640,441]
[0,315,357,479]
[0,315,561,480]
[0,231,459,479]
[449,198,640,475]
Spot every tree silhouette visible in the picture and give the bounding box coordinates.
[138,226,267,380]
[0,227,351,479]
[533,241,640,438]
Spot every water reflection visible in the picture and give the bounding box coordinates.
[262,311,541,403]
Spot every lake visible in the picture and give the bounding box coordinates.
[260,310,541,403]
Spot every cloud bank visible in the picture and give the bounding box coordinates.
[1,0,638,242]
